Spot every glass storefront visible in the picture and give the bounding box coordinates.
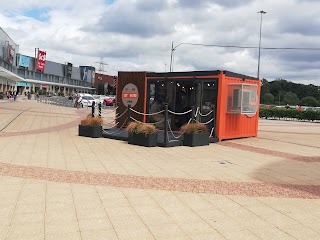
[147,78,218,130]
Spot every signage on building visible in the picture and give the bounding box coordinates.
[122,83,139,107]
[91,69,95,85]
[19,55,30,68]
[41,85,47,89]
[7,44,15,63]
[83,67,88,81]
[17,82,31,87]
[66,62,72,78]
[92,69,95,79]
[36,50,46,71]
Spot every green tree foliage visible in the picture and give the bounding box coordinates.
[283,92,299,105]
[262,93,274,104]
[300,96,319,107]
[260,79,320,105]
[97,84,104,95]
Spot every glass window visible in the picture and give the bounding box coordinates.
[17,69,25,78]
[35,72,41,80]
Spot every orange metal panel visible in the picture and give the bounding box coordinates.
[216,74,261,141]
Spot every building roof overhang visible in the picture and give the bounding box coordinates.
[0,66,94,90]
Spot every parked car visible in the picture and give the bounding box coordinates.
[77,95,96,107]
[104,96,115,106]
[92,95,109,104]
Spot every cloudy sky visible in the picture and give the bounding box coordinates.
[1,0,320,85]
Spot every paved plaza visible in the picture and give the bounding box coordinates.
[0,99,319,240]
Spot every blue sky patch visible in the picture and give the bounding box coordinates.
[105,0,115,4]
[23,7,50,22]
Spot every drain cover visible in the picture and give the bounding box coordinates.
[213,160,232,164]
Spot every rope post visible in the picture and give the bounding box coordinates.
[212,109,216,138]
[191,106,195,123]
[98,102,102,117]
[164,104,168,146]
[91,101,95,117]
[127,104,131,125]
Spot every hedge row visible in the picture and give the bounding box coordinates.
[259,108,320,121]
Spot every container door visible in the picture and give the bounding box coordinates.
[194,79,218,137]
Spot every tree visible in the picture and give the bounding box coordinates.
[260,78,270,97]
[300,96,319,107]
[97,84,104,95]
[262,93,274,104]
[283,92,299,105]
[269,80,283,98]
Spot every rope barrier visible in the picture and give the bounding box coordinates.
[167,118,192,140]
[199,109,214,117]
[103,119,119,125]
[114,108,128,119]
[130,108,165,116]
[194,118,214,125]
[129,116,164,126]
[103,121,119,129]
[168,109,192,115]
[195,107,199,118]
[209,126,215,138]
[129,116,145,124]
[103,117,128,135]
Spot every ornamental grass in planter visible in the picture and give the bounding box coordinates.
[180,123,209,147]
[126,122,158,147]
[79,115,103,138]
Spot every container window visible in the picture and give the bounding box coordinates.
[227,84,258,115]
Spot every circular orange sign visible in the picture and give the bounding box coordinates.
[122,83,139,107]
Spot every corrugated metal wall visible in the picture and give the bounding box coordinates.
[216,75,260,140]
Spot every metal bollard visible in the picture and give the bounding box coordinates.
[91,101,96,117]
[164,104,168,146]
[98,102,102,117]
[127,104,131,125]
[191,106,195,123]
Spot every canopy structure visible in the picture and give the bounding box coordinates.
[0,66,94,90]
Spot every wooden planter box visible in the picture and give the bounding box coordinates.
[128,132,158,147]
[79,125,102,138]
[183,132,210,147]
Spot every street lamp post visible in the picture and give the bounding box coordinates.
[170,42,174,72]
[257,10,266,80]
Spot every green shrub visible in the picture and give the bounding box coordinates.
[259,108,320,121]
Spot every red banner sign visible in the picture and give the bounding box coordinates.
[7,44,15,62]
[36,50,46,71]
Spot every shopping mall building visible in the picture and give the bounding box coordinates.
[0,27,95,95]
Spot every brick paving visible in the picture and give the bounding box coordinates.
[0,100,320,240]
[218,142,320,162]
[0,162,319,199]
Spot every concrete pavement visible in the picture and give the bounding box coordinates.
[0,99,319,240]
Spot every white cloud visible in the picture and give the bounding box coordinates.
[1,0,320,85]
